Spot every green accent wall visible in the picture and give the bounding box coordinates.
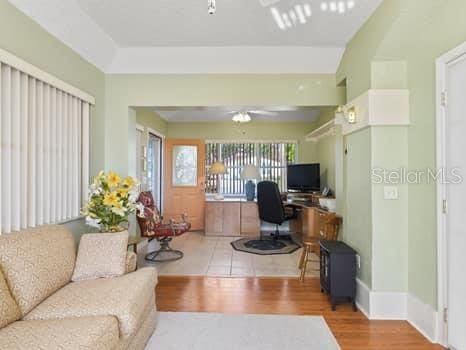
[0,0,106,176]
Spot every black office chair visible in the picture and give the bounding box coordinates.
[257,181,297,239]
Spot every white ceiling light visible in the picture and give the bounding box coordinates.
[232,112,252,123]
[208,0,216,14]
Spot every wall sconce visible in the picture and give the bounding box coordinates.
[334,105,345,124]
[346,106,357,124]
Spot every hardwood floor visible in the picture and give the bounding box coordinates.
[156,276,444,350]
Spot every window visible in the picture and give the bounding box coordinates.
[146,133,163,208]
[0,57,91,234]
[205,141,297,195]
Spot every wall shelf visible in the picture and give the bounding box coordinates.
[305,119,336,142]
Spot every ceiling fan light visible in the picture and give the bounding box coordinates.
[232,112,251,123]
[208,0,216,14]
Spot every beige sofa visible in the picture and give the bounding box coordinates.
[0,225,158,350]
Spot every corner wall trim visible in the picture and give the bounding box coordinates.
[356,279,438,343]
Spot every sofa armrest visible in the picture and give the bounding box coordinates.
[125,251,137,273]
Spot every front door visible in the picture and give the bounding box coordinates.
[445,51,466,350]
[164,139,205,230]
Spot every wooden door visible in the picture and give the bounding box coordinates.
[163,139,205,230]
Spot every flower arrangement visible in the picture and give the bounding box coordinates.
[82,171,143,232]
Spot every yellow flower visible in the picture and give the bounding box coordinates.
[103,192,120,207]
[117,187,129,198]
[122,176,136,188]
[106,171,121,188]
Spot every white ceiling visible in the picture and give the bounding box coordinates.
[8,0,383,73]
[77,0,381,47]
[154,106,321,122]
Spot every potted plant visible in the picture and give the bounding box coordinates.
[82,171,142,233]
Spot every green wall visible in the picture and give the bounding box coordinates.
[0,0,106,176]
[135,108,168,135]
[134,108,319,163]
[343,128,372,286]
[105,74,345,174]
[337,0,466,308]
[315,108,338,192]
[166,121,317,163]
[0,0,107,237]
[371,126,408,292]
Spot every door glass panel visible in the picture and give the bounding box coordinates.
[172,145,198,186]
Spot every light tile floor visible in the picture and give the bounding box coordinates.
[139,232,319,278]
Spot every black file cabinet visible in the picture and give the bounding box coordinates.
[320,240,357,311]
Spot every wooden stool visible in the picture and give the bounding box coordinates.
[299,213,342,282]
[299,239,320,282]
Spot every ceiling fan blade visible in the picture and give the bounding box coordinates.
[263,106,299,112]
[249,110,278,116]
[155,106,207,111]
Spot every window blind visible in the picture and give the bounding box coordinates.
[0,61,90,234]
[205,141,297,195]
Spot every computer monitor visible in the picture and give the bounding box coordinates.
[287,163,320,192]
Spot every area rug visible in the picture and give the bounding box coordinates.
[145,312,340,350]
[231,235,301,255]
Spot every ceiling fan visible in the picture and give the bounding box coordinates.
[227,109,280,123]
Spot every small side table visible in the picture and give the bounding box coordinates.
[127,236,142,254]
[320,240,357,311]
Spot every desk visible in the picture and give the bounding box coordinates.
[205,198,261,237]
[204,197,339,238]
[285,200,337,238]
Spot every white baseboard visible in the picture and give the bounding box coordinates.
[356,279,438,343]
[370,291,407,320]
[407,294,439,343]
[355,278,370,318]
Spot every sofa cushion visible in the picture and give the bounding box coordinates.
[0,316,119,350]
[25,267,158,338]
[0,225,76,315]
[72,231,129,282]
[0,269,21,329]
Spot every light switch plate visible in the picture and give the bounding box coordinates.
[384,186,399,200]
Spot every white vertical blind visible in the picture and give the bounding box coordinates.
[0,61,91,234]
